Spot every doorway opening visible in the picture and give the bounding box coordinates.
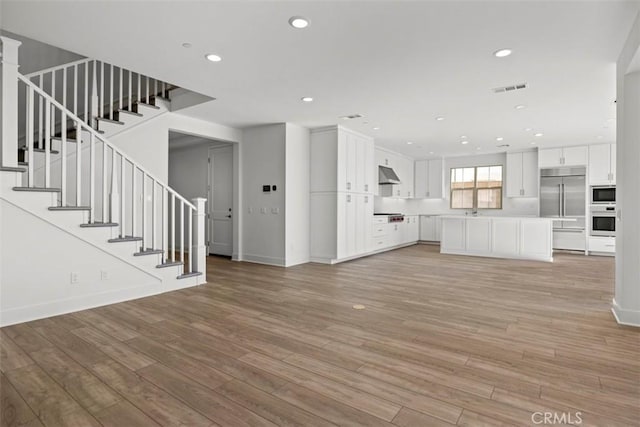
[168,131,235,258]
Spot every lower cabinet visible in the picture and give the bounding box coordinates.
[588,236,615,255]
[404,216,420,243]
[419,215,441,242]
[310,192,373,263]
[440,217,553,262]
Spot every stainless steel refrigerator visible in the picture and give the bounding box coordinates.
[540,167,586,249]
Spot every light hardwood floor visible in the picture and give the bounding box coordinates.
[1,245,639,426]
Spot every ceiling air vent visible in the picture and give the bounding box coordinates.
[339,114,364,120]
[493,83,528,94]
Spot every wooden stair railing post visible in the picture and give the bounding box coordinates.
[192,197,207,281]
[0,36,22,168]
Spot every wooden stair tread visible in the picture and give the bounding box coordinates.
[108,236,143,243]
[13,186,61,192]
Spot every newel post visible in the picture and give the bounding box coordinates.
[0,36,22,168]
[191,197,207,283]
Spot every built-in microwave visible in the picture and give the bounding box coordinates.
[591,186,616,204]
[590,206,616,237]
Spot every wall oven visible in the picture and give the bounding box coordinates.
[590,206,616,237]
[591,186,616,204]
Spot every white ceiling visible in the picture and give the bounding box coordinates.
[2,1,638,158]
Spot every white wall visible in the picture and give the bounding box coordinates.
[241,124,286,265]
[1,30,83,75]
[110,111,241,182]
[375,152,539,216]
[0,198,162,326]
[285,123,310,267]
[614,12,640,326]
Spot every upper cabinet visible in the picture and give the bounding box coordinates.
[538,145,587,168]
[506,151,538,198]
[414,159,444,199]
[311,126,375,194]
[588,143,616,185]
[375,147,414,198]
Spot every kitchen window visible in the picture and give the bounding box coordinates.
[450,165,503,209]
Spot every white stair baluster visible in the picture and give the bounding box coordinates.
[141,174,146,247]
[171,193,176,263]
[152,179,156,249]
[146,76,149,104]
[44,99,51,187]
[137,73,141,105]
[128,70,132,111]
[154,79,158,99]
[89,132,95,222]
[26,87,34,187]
[120,154,125,236]
[76,119,82,205]
[180,199,184,269]
[162,188,168,261]
[84,63,88,123]
[60,112,67,206]
[50,71,56,135]
[102,139,107,221]
[132,166,137,236]
[38,75,43,149]
[188,207,193,273]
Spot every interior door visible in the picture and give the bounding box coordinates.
[208,146,233,256]
[562,175,586,230]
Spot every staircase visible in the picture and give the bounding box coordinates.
[0,36,206,326]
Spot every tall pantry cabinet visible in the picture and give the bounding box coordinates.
[310,126,375,263]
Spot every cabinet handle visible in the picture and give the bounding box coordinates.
[397,190,400,196]
[365,196,368,203]
[346,182,351,190]
[426,191,429,197]
[364,184,368,192]
[347,195,351,203]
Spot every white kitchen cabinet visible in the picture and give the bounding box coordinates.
[312,126,374,194]
[310,126,375,264]
[466,218,492,253]
[389,222,403,246]
[588,143,616,185]
[415,159,444,199]
[440,216,553,262]
[539,146,587,168]
[404,216,419,243]
[506,151,538,197]
[376,147,414,199]
[588,236,615,255]
[419,215,441,242]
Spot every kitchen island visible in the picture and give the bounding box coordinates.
[440,215,554,262]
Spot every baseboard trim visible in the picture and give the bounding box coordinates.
[242,254,286,267]
[611,299,640,327]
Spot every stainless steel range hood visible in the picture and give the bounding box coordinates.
[378,165,401,185]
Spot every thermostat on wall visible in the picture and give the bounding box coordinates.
[262,185,271,192]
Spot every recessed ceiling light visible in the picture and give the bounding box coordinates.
[530,141,537,145]
[597,135,603,139]
[373,127,380,130]
[461,140,469,145]
[182,42,192,48]
[496,137,504,141]
[515,105,526,110]
[476,147,482,150]
[436,116,445,121]
[524,127,533,132]
[407,141,414,145]
[289,16,309,29]
[205,54,222,62]
[429,151,434,154]
[301,96,313,102]
[535,133,543,137]
[460,135,467,139]
[494,49,512,58]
